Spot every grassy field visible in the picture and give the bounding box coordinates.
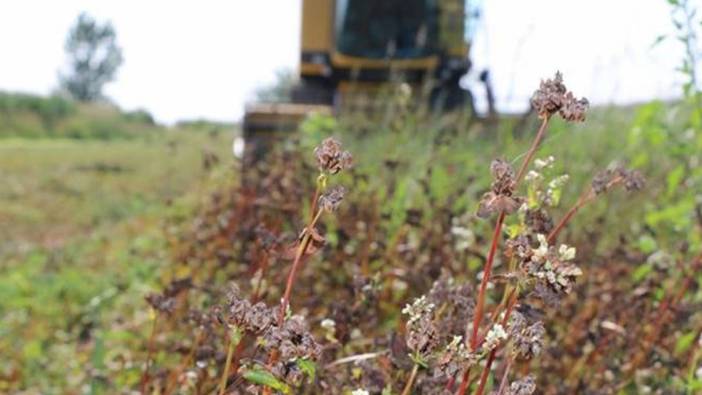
[0,131,236,392]
[1,88,701,394]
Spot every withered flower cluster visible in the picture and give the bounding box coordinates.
[592,166,646,195]
[531,72,589,121]
[318,185,346,213]
[225,286,321,382]
[478,159,525,218]
[503,375,536,395]
[520,235,582,306]
[402,296,439,358]
[314,137,353,174]
[508,311,545,360]
[145,277,192,314]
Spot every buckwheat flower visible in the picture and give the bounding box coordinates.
[620,168,645,191]
[534,156,555,170]
[532,234,549,262]
[559,92,589,122]
[531,72,588,122]
[318,185,345,212]
[510,313,545,360]
[403,295,439,356]
[508,375,536,395]
[592,168,615,195]
[478,159,524,218]
[484,323,508,351]
[524,170,542,182]
[314,137,353,174]
[558,244,576,261]
[531,72,567,118]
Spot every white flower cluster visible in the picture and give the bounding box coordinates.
[484,323,508,351]
[402,295,435,326]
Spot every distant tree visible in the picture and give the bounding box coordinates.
[254,69,296,103]
[60,13,123,102]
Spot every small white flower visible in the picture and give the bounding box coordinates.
[532,234,549,261]
[321,318,336,329]
[352,389,370,395]
[525,170,542,182]
[548,174,570,189]
[484,323,508,350]
[534,156,555,169]
[558,244,576,261]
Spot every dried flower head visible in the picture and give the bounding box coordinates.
[314,137,353,174]
[531,72,588,122]
[592,166,646,195]
[559,92,589,122]
[263,315,321,361]
[402,295,439,356]
[434,335,479,379]
[509,312,545,360]
[531,72,567,118]
[478,159,524,218]
[318,185,346,212]
[508,375,536,395]
[145,293,176,315]
[522,235,582,304]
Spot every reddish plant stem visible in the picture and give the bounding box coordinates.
[514,117,550,185]
[548,175,623,244]
[475,351,497,395]
[278,208,324,325]
[475,295,517,395]
[456,368,472,395]
[470,211,507,349]
[459,118,550,395]
[496,358,513,395]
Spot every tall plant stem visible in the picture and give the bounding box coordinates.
[469,211,506,349]
[401,364,420,395]
[140,313,159,394]
[548,175,622,243]
[278,208,324,325]
[495,359,513,395]
[459,117,550,395]
[474,296,517,395]
[218,327,242,395]
[515,117,550,184]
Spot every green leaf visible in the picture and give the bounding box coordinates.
[242,368,291,394]
[632,263,654,283]
[674,331,696,355]
[297,358,317,382]
[637,235,658,254]
[666,164,685,198]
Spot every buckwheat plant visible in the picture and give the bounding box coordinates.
[448,72,644,395]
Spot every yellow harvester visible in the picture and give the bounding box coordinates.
[244,0,476,162]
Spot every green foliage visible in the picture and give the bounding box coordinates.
[60,12,123,102]
[242,367,292,393]
[0,91,194,139]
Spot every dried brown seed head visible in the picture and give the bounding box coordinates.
[314,137,353,174]
[531,72,588,122]
[318,185,346,212]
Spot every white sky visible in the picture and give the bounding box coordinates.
[0,1,699,123]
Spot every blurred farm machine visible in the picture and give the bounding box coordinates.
[243,0,481,163]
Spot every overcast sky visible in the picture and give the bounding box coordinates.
[0,1,699,123]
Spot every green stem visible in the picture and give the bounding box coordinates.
[401,364,420,395]
[219,326,242,395]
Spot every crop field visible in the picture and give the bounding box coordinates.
[2,79,701,395]
[0,128,235,392]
